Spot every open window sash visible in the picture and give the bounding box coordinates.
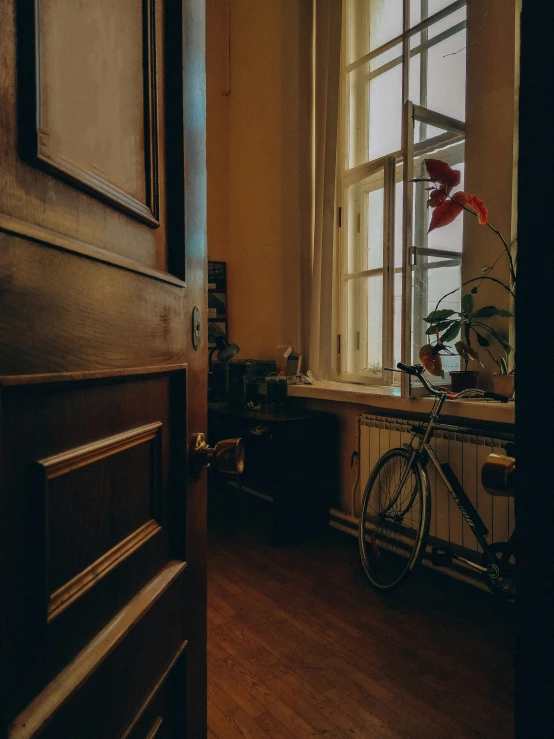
[400,101,466,397]
[339,156,396,385]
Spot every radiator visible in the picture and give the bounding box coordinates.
[357,414,515,555]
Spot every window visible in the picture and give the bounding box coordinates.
[338,0,467,391]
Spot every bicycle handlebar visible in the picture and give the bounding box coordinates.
[388,363,510,403]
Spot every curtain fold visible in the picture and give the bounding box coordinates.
[308,0,342,379]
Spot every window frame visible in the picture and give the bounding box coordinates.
[336,0,468,394]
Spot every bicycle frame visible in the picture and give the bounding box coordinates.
[403,389,502,577]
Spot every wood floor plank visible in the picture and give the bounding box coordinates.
[227,706,283,739]
[207,519,513,739]
[254,710,302,739]
[208,700,249,739]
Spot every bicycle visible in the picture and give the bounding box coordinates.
[358,362,515,597]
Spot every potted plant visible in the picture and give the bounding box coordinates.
[420,292,513,391]
[414,159,516,392]
[490,351,515,398]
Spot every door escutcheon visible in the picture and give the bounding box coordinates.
[192,305,201,351]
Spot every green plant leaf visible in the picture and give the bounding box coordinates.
[473,306,513,318]
[461,294,474,314]
[476,323,513,354]
[423,309,456,323]
[440,322,461,343]
[425,320,455,335]
[474,331,490,347]
[455,341,481,364]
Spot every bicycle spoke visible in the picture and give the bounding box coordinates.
[359,449,429,589]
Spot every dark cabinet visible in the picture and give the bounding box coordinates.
[208,404,338,545]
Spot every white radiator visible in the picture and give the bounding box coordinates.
[356,414,515,556]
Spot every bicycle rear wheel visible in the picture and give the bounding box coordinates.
[359,448,430,589]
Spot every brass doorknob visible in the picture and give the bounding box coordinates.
[189,433,245,479]
[482,453,515,496]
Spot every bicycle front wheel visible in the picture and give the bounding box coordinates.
[359,448,430,590]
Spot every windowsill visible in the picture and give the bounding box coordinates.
[288,380,515,425]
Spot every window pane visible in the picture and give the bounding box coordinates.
[346,169,385,274]
[366,189,384,270]
[367,275,384,374]
[425,264,462,376]
[369,43,402,73]
[428,6,466,38]
[427,160,465,251]
[426,29,466,120]
[345,276,384,376]
[394,177,403,268]
[410,0,464,28]
[368,63,402,159]
[369,0,403,51]
[346,277,366,374]
[394,270,402,370]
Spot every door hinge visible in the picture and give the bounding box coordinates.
[337,334,341,355]
[357,213,361,233]
[338,207,342,227]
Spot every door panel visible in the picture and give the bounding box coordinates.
[10,565,187,739]
[2,0,173,272]
[0,0,207,735]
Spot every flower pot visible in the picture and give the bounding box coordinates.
[492,374,515,399]
[449,370,479,393]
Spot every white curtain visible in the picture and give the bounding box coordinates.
[308,0,342,379]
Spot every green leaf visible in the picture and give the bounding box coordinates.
[455,341,481,363]
[425,320,454,335]
[474,331,490,347]
[473,306,513,318]
[440,322,461,343]
[461,294,474,314]
[423,309,456,324]
[477,324,513,354]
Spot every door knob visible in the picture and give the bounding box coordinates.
[482,453,515,496]
[189,433,245,479]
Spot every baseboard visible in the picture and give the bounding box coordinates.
[329,510,491,593]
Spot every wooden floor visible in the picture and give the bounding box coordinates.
[207,499,514,739]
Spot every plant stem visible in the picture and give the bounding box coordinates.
[428,274,514,336]
[464,275,515,298]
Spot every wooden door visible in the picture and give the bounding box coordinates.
[515,2,554,736]
[0,1,207,737]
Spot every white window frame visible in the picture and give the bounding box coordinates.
[337,0,468,394]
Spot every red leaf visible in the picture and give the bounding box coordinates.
[419,344,444,377]
[425,158,461,190]
[467,194,488,225]
[427,189,447,207]
[452,191,468,206]
[428,191,467,232]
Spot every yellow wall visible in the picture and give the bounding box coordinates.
[206,0,519,513]
[463,0,519,373]
[207,0,311,370]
